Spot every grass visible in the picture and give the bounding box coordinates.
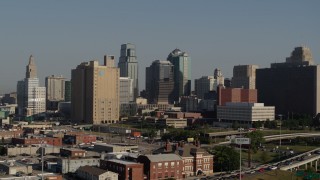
[244,170,303,180]
[241,145,318,164]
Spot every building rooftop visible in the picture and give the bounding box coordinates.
[107,159,140,165]
[144,154,182,162]
[77,166,111,176]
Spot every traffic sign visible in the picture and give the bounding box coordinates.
[235,138,250,145]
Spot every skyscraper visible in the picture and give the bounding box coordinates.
[167,48,191,102]
[64,81,71,102]
[71,58,119,124]
[118,43,138,100]
[194,76,215,99]
[146,60,174,104]
[119,77,134,104]
[17,55,46,116]
[257,46,319,116]
[231,65,258,89]
[45,75,65,110]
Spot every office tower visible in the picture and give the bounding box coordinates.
[146,60,174,104]
[224,78,232,88]
[45,75,65,110]
[71,59,119,124]
[64,81,71,102]
[167,48,191,102]
[231,65,258,89]
[119,77,134,104]
[257,46,319,116]
[17,55,46,116]
[195,76,215,99]
[214,68,224,87]
[118,43,138,100]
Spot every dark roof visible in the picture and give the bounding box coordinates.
[153,143,212,157]
[77,166,108,176]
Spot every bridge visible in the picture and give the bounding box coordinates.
[279,148,320,171]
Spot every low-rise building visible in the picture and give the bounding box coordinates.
[12,137,62,146]
[217,102,275,126]
[0,160,32,175]
[0,130,23,140]
[63,134,96,145]
[93,143,138,153]
[157,118,187,128]
[60,148,86,158]
[137,154,183,180]
[153,141,214,177]
[100,159,143,180]
[77,166,118,180]
[56,157,100,174]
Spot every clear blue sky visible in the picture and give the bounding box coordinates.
[0,0,319,94]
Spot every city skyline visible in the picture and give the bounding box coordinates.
[0,1,319,94]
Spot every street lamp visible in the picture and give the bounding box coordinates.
[278,114,283,147]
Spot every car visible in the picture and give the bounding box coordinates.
[315,150,320,154]
[257,168,265,173]
[269,166,277,170]
[306,153,311,156]
[236,174,244,178]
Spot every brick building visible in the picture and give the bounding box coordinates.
[137,154,183,180]
[60,148,86,158]
[12,137,62,146]
[217,86,257,106]
[100,159,143,180]
[63,134,96,145]
[0,130,23,140]
[153,141,214,178]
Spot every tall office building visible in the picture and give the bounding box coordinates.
[71,58,119,124]
[64,81,71,102]
[232,65,258,89]
[167,48,191,102]
[214,68,224,87]
[45,75,65,110]
[118,43,138,100]
[257,46,320,116]
[146,60,174,104]
[195,76,215,99]
[119,77,134,104]
[17,55,46,116]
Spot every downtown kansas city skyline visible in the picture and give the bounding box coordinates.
[0,0,319,94]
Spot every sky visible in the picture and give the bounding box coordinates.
[0,1,319,94]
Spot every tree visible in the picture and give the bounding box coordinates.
[259,151,269,163]
[245,131,265,153]
[209,146,240,172]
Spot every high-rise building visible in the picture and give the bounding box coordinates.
[119,77,134,104]
[17,55,46,116]
[64,81,71,102]
[195,76,215,99]
[231,65,258,89]
[1,92,17,104]
[167,48,191,102]
[214,68,224,87]
[45,75,65,110]
[146,60,174,104]
[71,58,119,124]
[257,46,319,116]
[118,43,138,100]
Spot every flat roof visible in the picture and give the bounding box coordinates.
[107,159,140,165]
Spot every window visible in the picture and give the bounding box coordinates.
[158,163,162,168]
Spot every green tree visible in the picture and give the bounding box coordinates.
[209,146,240,172]
[245,131,265,153]
[259,151,269,163]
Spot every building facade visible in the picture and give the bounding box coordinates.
[167,48,191,102]
[118,43,139,100]
[17,55,46,117]
[231,65,258,89]
[257,46,319,116]
[137,154,183,180]
[45,75,65,110]
[146,60,174,104]
[217,102,275,124]
[217,86,257,106]
[194,76,215,99]
[64,81,71,102]
[71,59,119,124]
[77,166,118,180]
[100,159,143,180]
[119,77,134,104]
